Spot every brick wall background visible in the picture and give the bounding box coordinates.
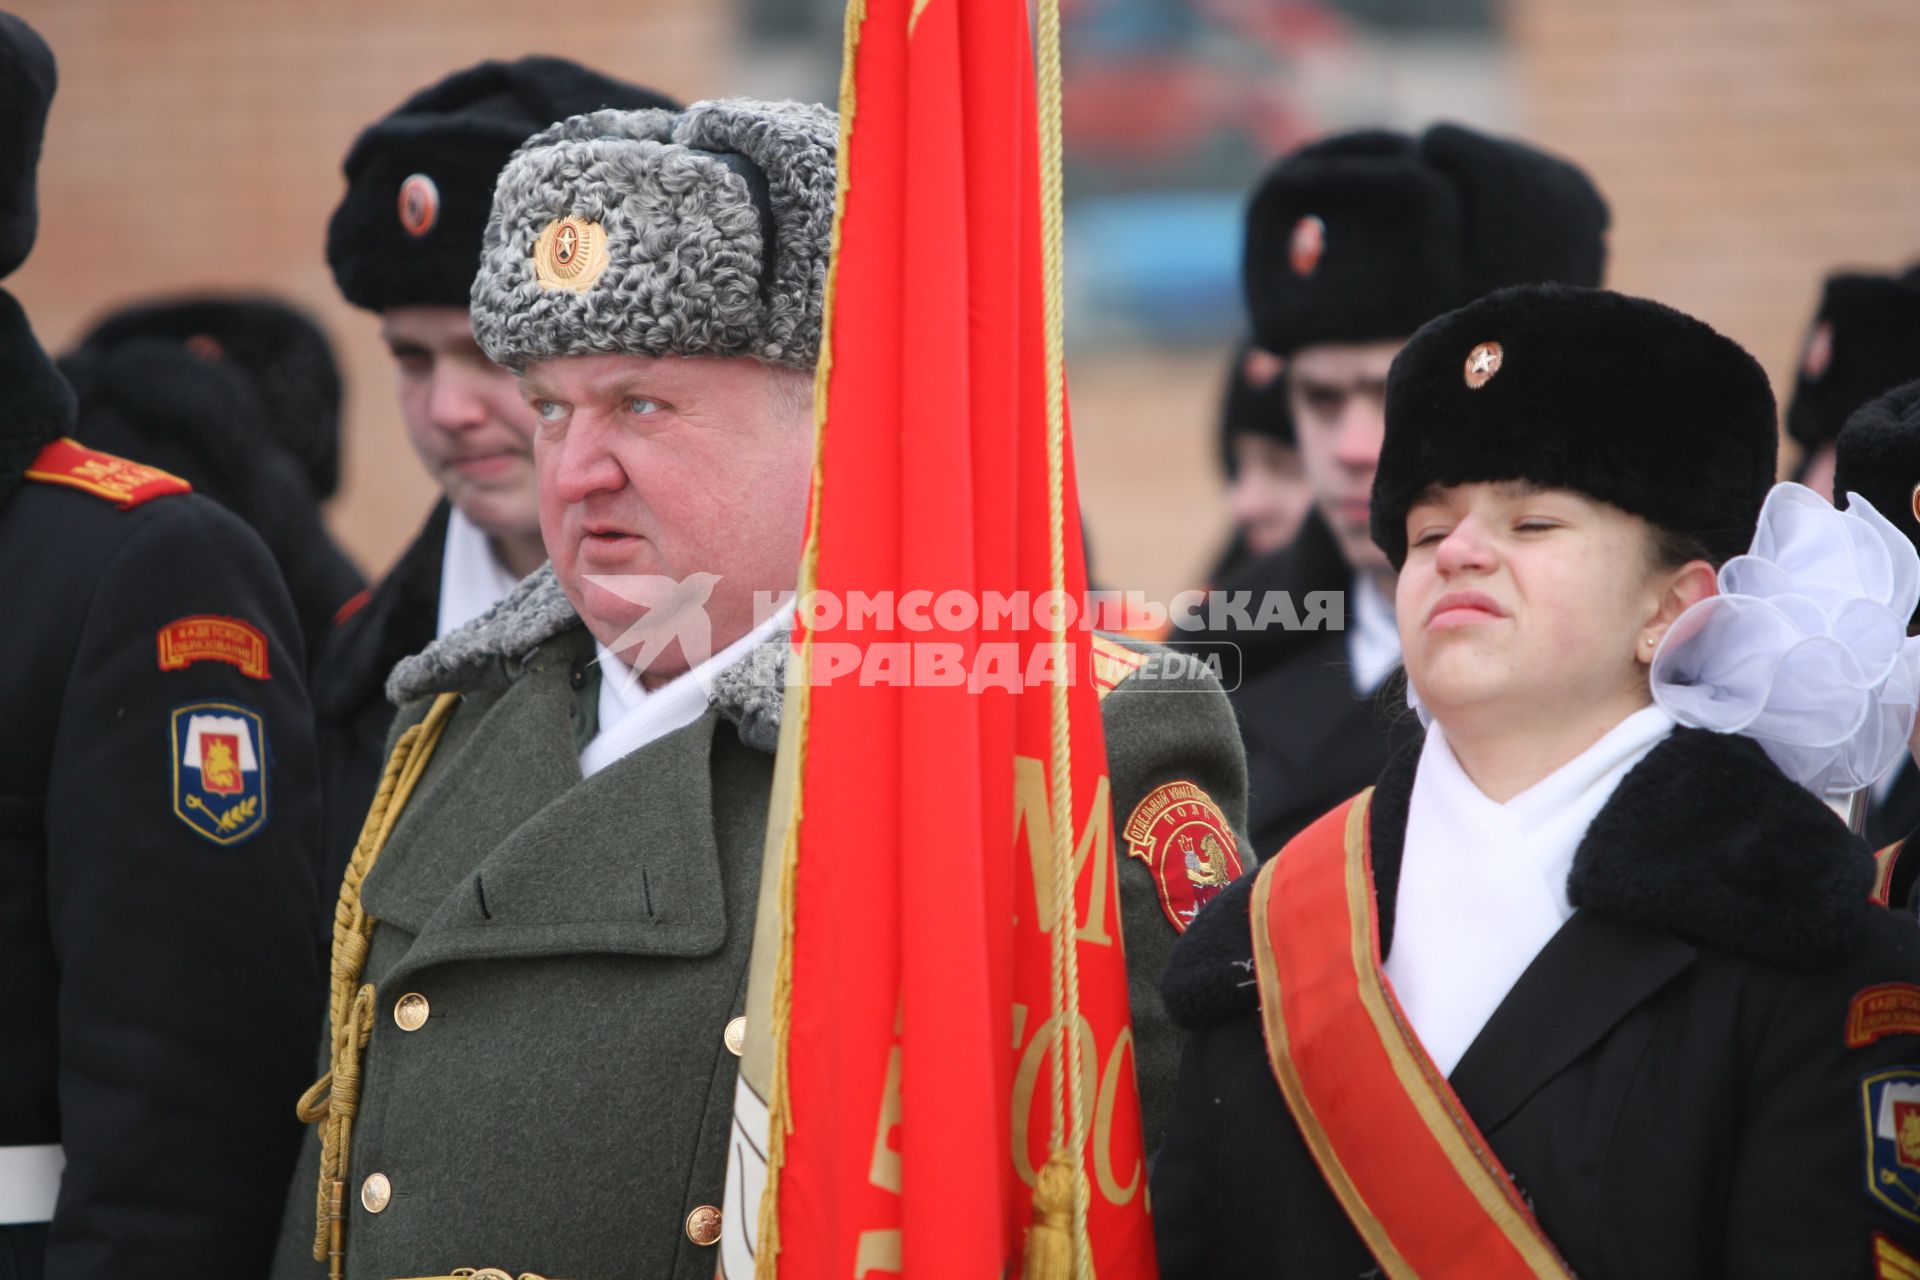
[6,0,733,578]
[9,1,1920,603]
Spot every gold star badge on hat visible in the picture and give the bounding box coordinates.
[1464,341,1503,389]
[533,216,611,292]
[1908,481,1920,525]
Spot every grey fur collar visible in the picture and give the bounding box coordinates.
[385,563,792,751]
[386,563,577,704]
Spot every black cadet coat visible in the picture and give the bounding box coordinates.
[1153,726,1920,1280]
[1172,510,1418,858]
[0,296,322,1280]
[310,500,446,899]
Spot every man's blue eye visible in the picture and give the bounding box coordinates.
[537,401,567,421]
[630,398,661,415]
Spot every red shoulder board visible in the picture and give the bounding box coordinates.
[24,438,192,509]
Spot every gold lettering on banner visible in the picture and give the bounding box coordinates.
[852,1002,905,1278]
[853,1230,902,1279]
[1013,756,1116,946]
[1093,1029,1142,1205]
[868,1045,904,1194]
[1009,1010,1099,1189]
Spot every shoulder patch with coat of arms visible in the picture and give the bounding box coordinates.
[1123,779,1243,933]
[171,702,268,845]
[1865,1069,1920,1226]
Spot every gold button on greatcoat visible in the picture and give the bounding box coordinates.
[686,1204,723,1246]
[360,1172,392,1213]
[394,992,430,1032]
[724,1015,747,1057]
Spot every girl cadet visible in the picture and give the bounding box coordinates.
[1151,283,1920,1280]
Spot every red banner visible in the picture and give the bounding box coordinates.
[730,0,1156,1276]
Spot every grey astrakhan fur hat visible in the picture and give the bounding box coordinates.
[471,98,837,372]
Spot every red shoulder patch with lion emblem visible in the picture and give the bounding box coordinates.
[1123,780,1243,933]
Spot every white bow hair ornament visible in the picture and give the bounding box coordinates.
[1651,482,1920,797]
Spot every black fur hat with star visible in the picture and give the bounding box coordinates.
[1834,377,1920,625]
[1784,267,1920,453]
[1242,123,1610,357]
[1371,284,1777,570]
[328,57,679,312]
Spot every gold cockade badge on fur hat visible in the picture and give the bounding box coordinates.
[470,98,838,372]
[532,216,610,292]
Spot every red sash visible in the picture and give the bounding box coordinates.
[1250,790,1576,1279]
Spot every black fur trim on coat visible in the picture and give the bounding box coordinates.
[0,290,77,512]
[1371,284,1777,570]
[1566,728,1872,968]
[1162,725,1875,1030]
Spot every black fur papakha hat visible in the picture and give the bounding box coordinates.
[1834,378,1920,625]
[0,12,57,280]
[328,57,679,312]
[1371,284,1776,570]
[1243,123,1609,358]
[71,296,345,499]
[1785,267,1920,453]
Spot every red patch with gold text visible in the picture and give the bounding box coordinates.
[158,615,271,680]
[1852,984,1920,1048]
[1123,780,1243,932]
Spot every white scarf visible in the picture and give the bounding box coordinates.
[1383,704,1675,1076]
[579,606,792,777]
[435,507,526,639]
[1347,569,1401,696]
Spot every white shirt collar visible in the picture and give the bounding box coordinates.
[579,604,794,778]
[435,507,526,639]
[1383,704,1674,1076]
[1346,570,1402,696]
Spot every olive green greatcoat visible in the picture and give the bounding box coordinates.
[269,569,1247,1280]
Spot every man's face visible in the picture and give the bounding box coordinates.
[381,305,540,543]
[524,352,815,678]
[1227,435,1312,557]
[1285,339,1404,572]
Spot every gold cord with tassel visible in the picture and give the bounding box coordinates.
[1027,0,1093,1272]
[295,692,460,1276]
[1023,1152,1079,1280]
